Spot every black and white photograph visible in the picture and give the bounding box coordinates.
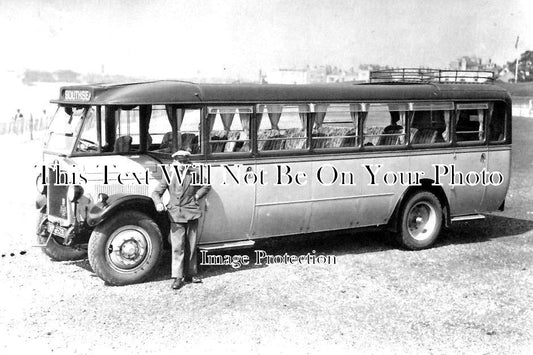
[0,0,532,353]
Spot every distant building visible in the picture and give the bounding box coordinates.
[449,56,496,72]
[264,69,308,84]
[265,66,370,84]
[498,67,515,83]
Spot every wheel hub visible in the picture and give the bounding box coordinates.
[106,226,151,271]
[407,202,437,241]
[120,239,140,260]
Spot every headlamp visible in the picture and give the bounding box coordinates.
[36,174,47,195]
[67,185,84,202]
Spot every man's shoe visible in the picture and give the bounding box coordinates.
[191,276,202,283]
[185,276,203,283]
[171,278,185,290]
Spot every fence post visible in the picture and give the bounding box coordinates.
[30,114,34,140]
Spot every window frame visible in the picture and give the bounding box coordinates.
[454,102,490,146]
[310,103,361,152]
[488,100,509,145]
[359,102,409,151]
[255,103,311,156]
[206,105,254,159]
[407,102,454,149]
[66,99,508,159]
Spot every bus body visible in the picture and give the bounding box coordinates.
[35,71,512,285]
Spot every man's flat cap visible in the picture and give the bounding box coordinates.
[172,150,191,158]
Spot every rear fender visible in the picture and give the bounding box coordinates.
[387,179,451,232]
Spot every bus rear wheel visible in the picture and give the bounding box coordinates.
[397,191,442,250]
[88,211,163,286]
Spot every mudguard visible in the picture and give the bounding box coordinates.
[87,194,158,227]
[387,180,451,232]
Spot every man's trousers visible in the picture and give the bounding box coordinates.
[170,219,198,279]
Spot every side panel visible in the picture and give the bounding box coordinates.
[449,146,487,215]
[199,162,256,243]
[484,146,511,211]
[252,160,312,238]
[309,158,361,231]
[356,155,406,227]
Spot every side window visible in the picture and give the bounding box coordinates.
[177,108,201,154]
[115,107,140,152]
[257,104,308,151]
[75,107,100,153]
[409,103,453,145]
[362,103,407,147]
[311,104,359,149]
[207,106,252,154]
[456,103,487,143]
[148,105,172,152]
[489,102,506,143]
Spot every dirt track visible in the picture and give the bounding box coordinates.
[0,119,532,354]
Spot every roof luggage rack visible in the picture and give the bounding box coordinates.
[369,68,495,84]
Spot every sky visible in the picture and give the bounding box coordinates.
[0,0,532,81]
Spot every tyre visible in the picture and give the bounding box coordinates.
[36,213,87,261]
[88,211,163,286]
[397,191,443,250]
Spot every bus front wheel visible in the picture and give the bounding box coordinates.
[88,211,163,286]
[397,191,442,250]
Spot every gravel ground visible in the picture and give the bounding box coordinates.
[0,119,532,354]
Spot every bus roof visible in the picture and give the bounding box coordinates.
[52,80,511,106]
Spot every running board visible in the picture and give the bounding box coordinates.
[451,214,486,222]
[199,240,255,251]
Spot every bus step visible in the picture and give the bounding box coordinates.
[199,240,255,251]
[451,214,486,222]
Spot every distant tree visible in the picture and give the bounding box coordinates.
[507,50,533,82]
[22,69,55,84]
[53,69,81,82]
[22,69,81,84]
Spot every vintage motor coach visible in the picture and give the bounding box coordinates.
[35,69,512,285]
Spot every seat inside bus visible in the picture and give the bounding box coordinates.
[377,113,404,145]
[158,132,200,153]
[258,128,308,151]
[312,127,356,149]
[363,126,385,146]
[114,135,132,152]
[210,130,245,152]
[410,111,446,144]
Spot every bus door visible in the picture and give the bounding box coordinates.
[451,103,489,215]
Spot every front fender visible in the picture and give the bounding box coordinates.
[87,194,157,227]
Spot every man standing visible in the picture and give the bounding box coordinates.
[12,109,23,135]
[151,150,211,290]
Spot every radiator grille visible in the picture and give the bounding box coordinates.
[94,184,149,196]
[47,167,69,219]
